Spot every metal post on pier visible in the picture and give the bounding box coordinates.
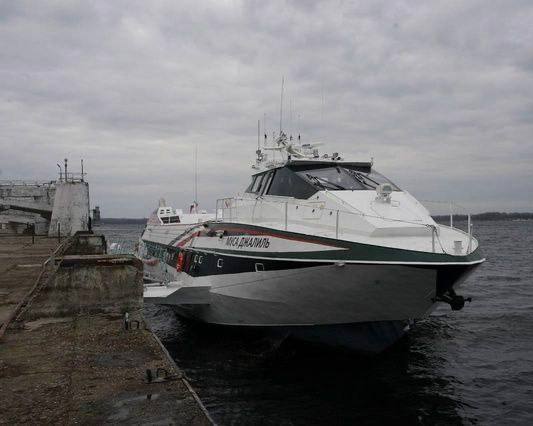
[431,226,436,253]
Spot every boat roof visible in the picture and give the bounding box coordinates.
[252,159,373,176]
[287,159,372,168]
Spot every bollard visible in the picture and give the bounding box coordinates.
[124,312,129,330]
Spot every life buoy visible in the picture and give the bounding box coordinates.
[176,251,185,272]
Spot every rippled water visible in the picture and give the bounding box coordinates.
[98,220,533,425]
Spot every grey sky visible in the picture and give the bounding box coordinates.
[1,0,532,216]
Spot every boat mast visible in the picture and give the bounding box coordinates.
[279,76,284,135]
[257,119,260,151]
[194,145,198,210]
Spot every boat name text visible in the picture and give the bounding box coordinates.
[225,236,270,249]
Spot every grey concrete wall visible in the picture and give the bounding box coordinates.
[0,181,55,202]
[0,182,56,235]
[49,182,90,237]
[64,233,107,255]
[28,255,143,319]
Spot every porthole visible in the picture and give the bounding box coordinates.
[255,263,265,272]
[217,258,224,268]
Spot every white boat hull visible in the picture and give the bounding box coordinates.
[172,263,437,325]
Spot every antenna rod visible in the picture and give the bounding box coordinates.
[279,76,284,134]
[257,119,260,150]
[289,98,293,137]
[194,145,198,206]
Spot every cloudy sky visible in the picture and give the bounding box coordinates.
[1,0,532,216]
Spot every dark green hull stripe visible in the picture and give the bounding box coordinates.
[202,222,485,264]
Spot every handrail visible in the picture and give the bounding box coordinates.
[419,199,473,254]
[214,196,477,255]
[218,196,435,228]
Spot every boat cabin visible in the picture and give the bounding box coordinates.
[157,207,183,224]
[245,160,400,199]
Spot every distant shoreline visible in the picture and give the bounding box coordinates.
[97,218,148,225]
[433,212,533,221]
[94,212,533,225]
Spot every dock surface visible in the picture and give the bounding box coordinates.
[0,236,59,327]
[0,235,212,425]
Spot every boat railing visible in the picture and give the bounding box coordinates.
[107,238,137,255]
[215,197,475,255]
[419,200,473,253]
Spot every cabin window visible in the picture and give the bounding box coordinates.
[250,175,263,192]
[267,167,317,199]
[256,173,268,193]
[245,175,257,193]
[169,215,181,223]
[294,166,401,192]
[261,171,275,195]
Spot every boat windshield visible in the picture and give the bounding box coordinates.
[295,166,400,191]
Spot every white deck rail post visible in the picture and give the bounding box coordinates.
[450,201,454,228]
[335,210,339,239]
[467,214,472,253]
[431,226,436,253]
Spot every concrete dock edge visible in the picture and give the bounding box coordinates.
[0,233,213,425]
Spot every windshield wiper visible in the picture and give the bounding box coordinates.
[305,174,346,190]
[345,169,377,189]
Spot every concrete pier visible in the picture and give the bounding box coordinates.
[48,181,90,237]
[1,159,92,237]
[0,234,212,425]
